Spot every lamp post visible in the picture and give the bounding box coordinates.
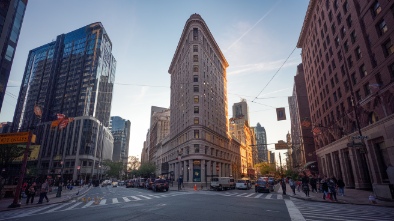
[77,165,81,186]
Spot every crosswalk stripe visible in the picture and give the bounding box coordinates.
[245,193,255,197]
[148,195,161,198]
[122,197,131,202]
[112,198,119,204]
[130,196,141,200]
[13,204,59,217]
[64,202,83,210]
[99,199,106,205]
[42,202,73,213]
[254,194,263,198]
[277,194,283,200]
[265,194,272,199]
[82,201,94,208]
[236,193,248,196]
[138,195,151,199]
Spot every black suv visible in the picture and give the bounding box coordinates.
[152,179,169,192]
[255,180,269,193]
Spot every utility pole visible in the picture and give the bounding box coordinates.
[279,153,283,178]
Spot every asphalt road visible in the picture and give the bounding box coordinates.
[1,186,392,221]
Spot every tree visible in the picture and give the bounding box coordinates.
[102,160,124,179]
[0,144,25,172]
[255,162,276,177]
[127,156,140,171]
[138,162,156,178]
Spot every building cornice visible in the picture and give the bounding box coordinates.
[296,0,317,48]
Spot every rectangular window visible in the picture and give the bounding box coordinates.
[193,55,198,62]
[193,85,199,92]
[350,31,356,44]
[355,90,361,101]
[359,64,367,78]
[194,130,199,139]
[5,45,14,61]
[336,13,342,24]
[335,36,340,47]
[194,117,199,124]
[343,1,349,13]
[333,92,338,102]
[347,56,353,68]
[341,26,346,38]
[389,63,394,80]
[346,16,352,28]
[193,65,199,72]
[382,39,394,57]
[351,72,357,85]
[193,28,198,40]
[375,73,383,85]
[194,95,199,103]
[193,75,198,82]
[355,47,362,60]
[344,40,349,52]
[193,45,198,52]
[377,20,388,36]
[194,144,199,153]
[363,83,371,96]
[344,80,349,92]
[371,1,382,17]
[194,106,199,113]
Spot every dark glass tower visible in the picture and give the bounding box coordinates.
[12,22,116,131]
[0,0,27,113]
[110,116,131,162]
[254,123,268,163]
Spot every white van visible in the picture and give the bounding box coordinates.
[210,177,235,190]
[236,178,251,190]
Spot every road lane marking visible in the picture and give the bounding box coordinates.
[123,197,131,202]
[82,201,94,208]
[245,193,255,197]
[64,202,83,210]
[254,194,263,198]
[130,196,142,200]
[236,193,248,196]
[99,199,107,205]
[265,194,272,199]
[42,202,73,213]
[284,199,305,221]
[13,204,59,217]
[138,195,151,199]
[277,194,283,200]
[148,195,161,198]
[112,198,119,204]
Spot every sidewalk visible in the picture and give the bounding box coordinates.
[279,183,394,207]
[0,185,91,212]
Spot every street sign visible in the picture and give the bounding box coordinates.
[275,142,288,150]
[0,132,30,144]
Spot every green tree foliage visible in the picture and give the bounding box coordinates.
[0,144,25,171]
[255,162,277,177]
[138,162,156,178]
[102,160,124,179]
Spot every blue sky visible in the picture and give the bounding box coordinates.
[0,0,309,160]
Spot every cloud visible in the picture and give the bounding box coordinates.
[227,57,300,76]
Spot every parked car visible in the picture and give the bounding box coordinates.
[210,177,235,190]
[145,178,155,190]
[138,178,146,188]
[112,181,118,187]
[255,180,269,193]
[152,179,169,192]
[126,179,134,188]
[235,179,251,190]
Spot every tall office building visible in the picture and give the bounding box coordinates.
[161,14,241,184]
[254,123,268,163]
[12,22,116,132]
[110,116,131,163]
[0,0,27,113]
[288,64,315,168]
[298,0,394,199]
[232,99,250,126]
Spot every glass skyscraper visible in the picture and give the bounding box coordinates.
[12,22,116,131]
[0,0,27,113]
[110,116,131,162]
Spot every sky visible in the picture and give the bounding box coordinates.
[0,0,310,163]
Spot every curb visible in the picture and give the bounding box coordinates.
[288,194,394,208]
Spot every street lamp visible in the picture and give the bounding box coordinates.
[77,165,81,186]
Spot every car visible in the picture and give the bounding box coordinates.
[210,177,235,190]
[126,179,134,188]
[255,180,270,193]
[138,178,146,188]
[145,178,155,190]
[152,179,169,192]
[235,179,251,190]
[112,181,118,187]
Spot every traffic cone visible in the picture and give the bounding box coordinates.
[194,184,197,191]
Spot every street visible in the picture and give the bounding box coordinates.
[0,185,392,221]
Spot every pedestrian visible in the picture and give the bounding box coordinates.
[297,179,301,192]
[25,182,37,204]
[328,178,338,201]
[281,179,286,195]
[337,177,345,196]
[289,178,296,195]
[37,179,49,204]
[322,179,329,200]
[56,182,63,197]
[310,175,318,193]
[301,173,310,197]
[177,176,183,190]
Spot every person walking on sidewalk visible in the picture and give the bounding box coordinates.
[301,173,310,197]
[310,175,318,193]
[322,178,329,200]
[281,178,287,195]
[37,179,49,204]
[328,178,338,201]
[337,177,345,196]
[25,182,37,204]
[289,178,296,195]
[177,176,183,190]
